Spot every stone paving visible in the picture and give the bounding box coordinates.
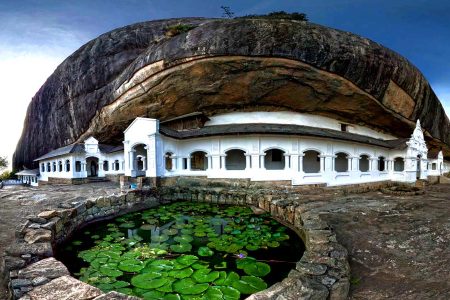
[1,182,449,299]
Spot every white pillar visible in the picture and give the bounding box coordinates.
[260,154,266,170]
[290,154,299,172]
[245,154,251,170]
[298,154,304,173]
[129,151,135,171]
[251,155,260,170]
[220,155,226,170]
[171,157,177,171]
[283,154,290,171]
[319,155,325,173]
[187,156,192,170]
[207,155,212,170]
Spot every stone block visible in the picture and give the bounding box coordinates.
[5,256,26,270]
[24,229,52,244]
[37,210,57,219]
[18,258,69,280]
[6,242,53,259]
[11,278,32,288]
[27,275,102,299]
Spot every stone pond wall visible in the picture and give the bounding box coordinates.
[4,186,351,300]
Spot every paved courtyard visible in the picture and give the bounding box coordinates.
[0,182,449,299]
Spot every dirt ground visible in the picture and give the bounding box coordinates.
[0,183,449,299]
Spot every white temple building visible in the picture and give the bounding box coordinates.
[34,137,124,184]
[31,111,449,187]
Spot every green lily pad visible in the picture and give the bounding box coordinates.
[213,271,227,285]
[163,228,178,235]
[152,234,169,243]
[219,286,240,300]
[131,272,165,289]
[162,294,181,300]
[119,222,135,228]
[173,278,209,295]
[99,263,123,277]
[142,289,165,299]
[192,268,220,283]
[176,255,198,267]
[140,224,154,230]
[242,262,271,277]
[232,275,267,294]
[118,259,144,272]
[170,243,192,253]
[173,235,194,243]
[197,246,214,257]
[169,267,193,279]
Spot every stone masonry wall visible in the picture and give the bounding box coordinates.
[5,186,350,300]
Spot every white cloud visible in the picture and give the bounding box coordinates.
[0,13,88,170]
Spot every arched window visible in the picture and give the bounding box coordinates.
[41,163,45,172]
[191,151,207,170]
[75,161,82,172]
[378,156,386,171]
[359,155,370,172]
[103,161,109,171]
[225,149,246,170]
[394,157,404,171]
[47,162,51,172]
[335,152,348,172]
[66,160,70,172]
[303,150,320,173]
[58,161,63,172]
[114,160,120,171]
[52,162,57,172]
[264,149,285,170]
[165,153,173,171]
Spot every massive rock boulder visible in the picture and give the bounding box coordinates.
[14,17,450,169]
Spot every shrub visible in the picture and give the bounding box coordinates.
[240,11,308,22]
[165,24,197,37]
[0,170,14,180]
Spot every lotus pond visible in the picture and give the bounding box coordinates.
[57,202,304,300]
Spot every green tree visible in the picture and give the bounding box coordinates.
[0,156,7,169]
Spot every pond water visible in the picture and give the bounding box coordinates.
[56,202,304,300]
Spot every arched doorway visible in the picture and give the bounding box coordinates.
[394,157,405,171]
[335,152,348,172]
[86,157,99,177]
[132,144,147,177]
[264,149,285,170]
[359,155,370,172]
[303,150,320,173]
[225,149,246,170]
[191,151,207,170]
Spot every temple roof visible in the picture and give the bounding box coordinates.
[34,144,123,161]
[160,123,406,149]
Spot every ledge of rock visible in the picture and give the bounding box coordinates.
[13,17,450,169]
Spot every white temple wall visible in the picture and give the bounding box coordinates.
[205,112,397,140]
[153,133,414,186]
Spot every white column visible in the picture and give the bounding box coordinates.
[187,156,192,170]
[260,154,266,170]
[220,155,226,170]
[319,155,325,173]
[284,154,290,171]
[251,155,260,170]
[171,157,177,171]
[290,154,299,172]
[207,155,212,170]
[245,154,251,170]
[298,154,304,173]
[142,157,147,171]
[129,150,135,171]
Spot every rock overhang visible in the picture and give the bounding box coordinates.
[13,17,450,169]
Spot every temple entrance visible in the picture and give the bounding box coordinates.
[86,157,99,177]
[416,155,422,179]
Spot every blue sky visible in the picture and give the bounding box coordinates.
[0,0,449,165]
